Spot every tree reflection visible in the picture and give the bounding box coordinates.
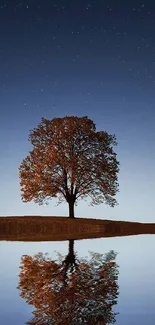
[17,240,119,324]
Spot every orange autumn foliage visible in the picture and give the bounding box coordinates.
[18,245,119,324]
[19,116,119,217]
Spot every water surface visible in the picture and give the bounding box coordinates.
[0,234,155,324]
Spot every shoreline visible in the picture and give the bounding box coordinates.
[0,216,155,241]
[0,215,154,223]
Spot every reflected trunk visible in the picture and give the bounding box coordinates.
[62,239,78,284]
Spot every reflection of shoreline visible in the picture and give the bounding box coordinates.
[0,216,155,241]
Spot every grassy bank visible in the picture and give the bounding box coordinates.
[0,216,155,241]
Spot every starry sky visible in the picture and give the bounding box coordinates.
[0,0,155,221]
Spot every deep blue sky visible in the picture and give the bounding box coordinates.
[0,0,155,221]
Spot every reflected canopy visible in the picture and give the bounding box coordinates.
[18,240,119,324]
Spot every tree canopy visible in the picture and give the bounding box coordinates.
[19,116,120,217]
[17,244,119,324]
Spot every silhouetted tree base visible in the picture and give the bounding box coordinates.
[69,202,75,218]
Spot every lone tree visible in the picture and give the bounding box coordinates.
[19,116,119,218]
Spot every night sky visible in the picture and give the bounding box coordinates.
[0,0,155,221]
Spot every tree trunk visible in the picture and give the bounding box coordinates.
[68,200,75,218]
[68,239,74,256]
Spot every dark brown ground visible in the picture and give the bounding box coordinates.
[0,216,155,241]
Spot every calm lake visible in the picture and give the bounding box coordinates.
[0,234,155,324]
